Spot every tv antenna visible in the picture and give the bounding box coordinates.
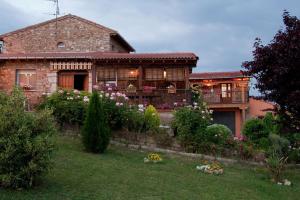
[46,0,61,39]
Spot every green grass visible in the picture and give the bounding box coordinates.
[0,136,299,200]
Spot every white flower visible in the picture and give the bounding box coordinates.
[193,102,198,106]
[58,90,64,94]
[138,104,144,108]
[202,116,205,119]
[108,87,112,91]
[125,97,129,100]
[110,96,115,100]
[182,99,186,102]
[210,118,213,121]
[105,83,110,87]
[99,94,103,98]
[116,102,120,106]
[174,102,178,106]
[73,89,80,94]
[209,110,213,114]
[111,92,116,96]
[120,103,124,106]
[105,93,109,97]
[138,108,144,112]
[201,111,205,114]
[83,96,89,103]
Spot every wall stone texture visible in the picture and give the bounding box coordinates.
[1,16,127,53]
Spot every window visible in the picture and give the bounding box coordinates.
[221,83,231,98]
[145,68,164,80]
[118,68,137,80]
[97,68,116,81]
[166,68,184,81]
[57,42,65,49]
[0,41,4,53]
[16,69,37,90]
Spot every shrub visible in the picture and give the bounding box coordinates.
[39,89,89,127]
[124,107,145,133]
[268,134,290,156]
[172,105,211,151]
[266,151,288,183]
[205,124,232,146]
[144,105,160,133]
[242,118,268,142]
[82,92,111,153]
[0,88,56,189]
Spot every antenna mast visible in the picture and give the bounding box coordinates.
[47,0,60,39]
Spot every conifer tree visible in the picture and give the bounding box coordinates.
[82,92,110,153]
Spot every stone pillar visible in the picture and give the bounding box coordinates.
[47,72,57,93]
[88,70,92,93]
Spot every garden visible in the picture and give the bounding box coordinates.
[0,86,299,200]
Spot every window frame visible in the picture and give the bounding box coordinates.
[16,69,37,91]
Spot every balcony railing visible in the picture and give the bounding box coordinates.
[202,89,249,104]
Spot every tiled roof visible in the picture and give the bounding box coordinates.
[0,52,198,61]
[190,71,246,79]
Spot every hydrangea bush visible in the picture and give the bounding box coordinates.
[38,89,90,126]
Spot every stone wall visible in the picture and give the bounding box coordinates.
[2,16,127,53]
[0,60,51,107]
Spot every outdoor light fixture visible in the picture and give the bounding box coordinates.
[163,70,167,79]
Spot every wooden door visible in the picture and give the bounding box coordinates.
[83,75,89,91]
[58,73,74,89]
[221,83,232,103]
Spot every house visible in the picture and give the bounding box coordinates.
[190,71,250,137]
[0,14,198,108]
[248,97,276,118]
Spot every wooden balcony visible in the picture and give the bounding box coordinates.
[202,89,249,109]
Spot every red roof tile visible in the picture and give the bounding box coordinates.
[0,51,198,61]
[190,71,246,79]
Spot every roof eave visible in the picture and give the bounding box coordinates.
[110,33,135,52]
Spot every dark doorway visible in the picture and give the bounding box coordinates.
[212,111,235,134]
[74,74,87,91]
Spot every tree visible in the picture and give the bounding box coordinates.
[82,92,110,153]
[243,11,300,132]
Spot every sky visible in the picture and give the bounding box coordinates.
[0,0,299,94]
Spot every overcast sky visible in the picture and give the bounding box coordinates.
[0,0,299,74]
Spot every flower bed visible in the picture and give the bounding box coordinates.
[144,153,163,163]
[196,160,224,175]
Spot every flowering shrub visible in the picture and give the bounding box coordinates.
[39,89,90,126]
[144,153,163,163]
[99,90,129,130]
[205,124,232,146]
[172,89,212,152]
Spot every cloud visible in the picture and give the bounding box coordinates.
[1,0,300,95]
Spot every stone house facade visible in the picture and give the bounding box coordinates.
[0,14,198,108]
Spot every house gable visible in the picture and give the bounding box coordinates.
[0,14,134,53]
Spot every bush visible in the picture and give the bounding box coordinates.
[0,88,56,189]
[144,105,160,133]
[205,124,232,146]
[243,118,268,142]
[266,151,288,183]
[124,107,145,133]
[82,92,111,153]
[172,105,211,151]
[268,134,290,156]
[39,89,89,127]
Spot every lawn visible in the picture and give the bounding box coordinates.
[0,136,299,200]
